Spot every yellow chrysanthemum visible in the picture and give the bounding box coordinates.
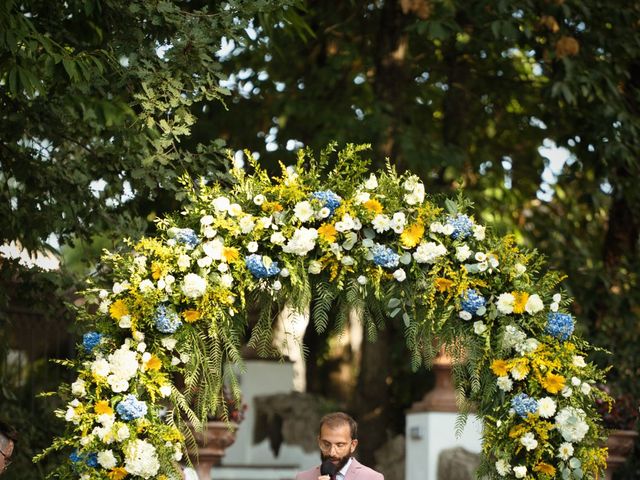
[318,223,338,243]
[94,400,113,415]
[435,277,454,293]
[510,359,530,380]
[491,359,509,377]
[534,462,556,476]
[512,291,530,314]
[401,222,425,248]
[183,309,201,323]
[151,262,164,280]
[108,467,128,480]
[145,355,162,371]
[363,199,383,214]
[542,372,566,394]
[261,201,283,213]
[109,300,129,320]
[223,247,240,263]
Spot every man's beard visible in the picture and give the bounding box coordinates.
[320,452,351,473]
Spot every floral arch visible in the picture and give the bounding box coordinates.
[41,144,609,479]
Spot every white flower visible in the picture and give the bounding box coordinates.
[282,227,318,256]
[357,275,367,285]
[511,364,528,380]
[515,338,539,355]
[514,263,526,276]
[550,302,559,312]
[393,269,406,282]
[318,207,331,218]
[488,254,499,268]
[473,321,487,335]
[403,176,419,191]
[502,325,527,349]
[459,311,473,321]
[294,201,315,223]
[390,212,406,233]
[442,224,454,236]
[239,216,255,234]
[537,397,557,418]
[108,346,139,381]
[364,174,378,189]
[341,256,355,266]
[203,226,217,238]
[213,196,230,213]
[335,214,356,232]
[562,386,573,398]
[65,403,81,424]
[182,273,207,298]
[253,194,266,205]
[247,241,259,253]
[273,280,282,291]
[270,231,286,245]
[555,406,589,442]
[413,242,447,264]
[455,245,472,262]
[372,214,391,233]
[220,274,234,288]
[177,254,191,269]
[161,338,177,350]
[91,358,111,378]
[308,260,323,275]
[580,382,591,395]
[98,450,117,469]
[475,252,487,262]
[571,376,582,387]
[473,224,486,241]
[520,432,538,451]
[496,293,515,315]
[513,465,527,478]
[343,232,358,250]
[525,294,544,314]
[180,353,190,363]
[119,315,132,328]
[430,222,444,233]
[200,215,214,226]
[557,442,574,461]
[197,256,212,268]
[202,239,225,260]
[138,279,154,293]
[404,183,425,205]
[553,293,562,303]
[112,280,129,294]
[572,355,586,368]
[218,263,229,273]
[279,268,290,277]
[137,342,147,353]
[98,300,110,314]
[124,439,160,479]
[260,216,273,228]
[115,423,130,441]
[71,378,86,397]
[496,376,513,392]
[495,459,511,476]
[228,203,243,217]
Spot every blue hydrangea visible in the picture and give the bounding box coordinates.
[245,254,280,278]
[155,304,182,334]
[82,332,102,352]
[460,289,486,315]
[446,214,474,240]
[85,453,98,468]
[511,393,538,417]
[69,450,97,467]
[311,190,342,215]
[116,394,148,421]
[173,228,199,248]
[546,312,574,341]
[69,450,82,463]
[371,243,400,269]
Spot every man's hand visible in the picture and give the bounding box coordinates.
[318,475,331,480]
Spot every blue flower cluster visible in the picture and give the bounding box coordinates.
[155,304,182,334]
[446,214,474,240]
[460,289,486,315]
[546,312,574,341]
[311,190,342,215]
[511,393,538,418]
[116,394,148,421]
[82,331,102,352]
[371,243,400,269]
[245,254,281,278]
[69,450,98,467]
[173,228,199,248]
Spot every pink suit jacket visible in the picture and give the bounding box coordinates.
[295,458,384,480]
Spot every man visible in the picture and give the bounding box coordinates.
[296,412,383,480]
[0,420,16,475]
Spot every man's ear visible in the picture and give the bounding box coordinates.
[350,438,358,454]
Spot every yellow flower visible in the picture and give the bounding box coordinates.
[512,291,530,314]
[491,359,509,377]
[318,223,338,243]
[109,300,129,320]
[261,201,283,213]
[183,309,201,323]
[400,222,425,248]
[145,355,162,371]
[534,462,556,476]
[108,467,128,480]
[363,199,383,214]
[510,358,530,380]
[542,372,566,394]
[435,277,453,293]
[94,400,113,415]
[223,247,240,263]
[151,262,164,280]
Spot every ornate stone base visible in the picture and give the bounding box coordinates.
[190,421,238,480]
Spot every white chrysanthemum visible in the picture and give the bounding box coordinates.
[413,242,447,264]
[557,442,574,461]
[202,239,224,260]
[97,450,117,469]
[524,294,544,314]
[282,227,318,256]
[177,254,191,269]
[473,224,486,241]
[513,466,527,479]
[308,260,322,275]
[124,439,160,479]
[393,269,406,282]
[364,174,378,190]
[372,214,391,233]
[496,293,515,315]
[239,216,255,234]
[109,346,139,381]
[556,406,589,442]
[473,321,487,335]
[91,358,111,378]
[455,245,472,262]
[537,397,557,418]
[496,376,513,392]
[572,355,586,368]
[294,201,315,223]
[212,196,230,213]
[182,273,207,298]
[520,432,538,451]
[495,460,511,476]
[71,378,86,397]
[270,231,286,245]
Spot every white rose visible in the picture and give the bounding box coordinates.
[473,224,486,241]
[550,302,559,312]
[571,376,582,387]
[119,315,132,329]
[213,196,230,212]
[182,273,207,298]
[525,294,544,314]
[308,261,322,275]
[200,215,214,226]
[553,293,562,302]
[473,321,487,335]
[393,269,406,282]
[572,355,586,368]
[197,256,212,268]
[496,293,515,314]
[580,382,591,395]
[177,254,191,269]
[513,466,527,479]
[247,241,259,253]
[357,275,367,285]
[364,174,378,189]
[71,378,86,397]
[294,201,315,223]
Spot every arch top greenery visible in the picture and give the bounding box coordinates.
[41,144,609,479]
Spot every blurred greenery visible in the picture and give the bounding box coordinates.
[1,0,639,477]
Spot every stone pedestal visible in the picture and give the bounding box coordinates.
[605,429,638,480]
[191,421,237,480]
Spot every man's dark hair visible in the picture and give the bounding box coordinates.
[319,412,358,439]
[0,420,17,443]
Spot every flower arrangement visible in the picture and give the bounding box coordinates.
[39,143,609,479]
